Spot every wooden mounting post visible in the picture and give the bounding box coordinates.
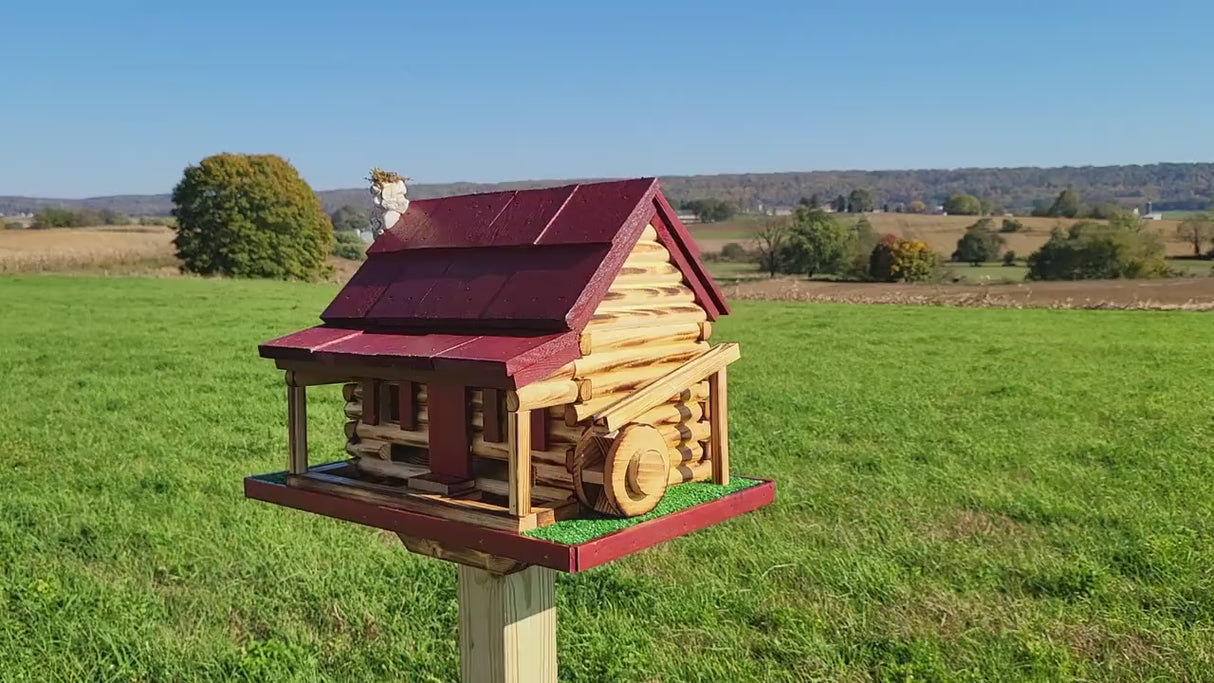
[286,382,308,474]
[708,367,729,484]
[507,410,531,516]
[457,565,556,683]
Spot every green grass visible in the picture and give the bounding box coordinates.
[4,276,1214,680]
[525,477,761,545]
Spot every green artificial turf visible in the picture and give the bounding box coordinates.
[525,476,761,545]
[4,275,1214,681]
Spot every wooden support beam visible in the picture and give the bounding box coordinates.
[287,383,308,474]
[594,343,740,432]
[457,565,556,682]
[708,367,729,485]
[507,411,532,517]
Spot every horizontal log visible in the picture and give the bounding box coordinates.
[571,342,706,378]
[286,369,352,387]
[625,239,672,262]
[657,420,711,448]
[595,289,696,313]
[470,437,570,467]
[616,261,681,278]
[585,308,708,331]
[355,457,428,480]
[344,420,358,440]
[635,400,704,427]
[475,477,573,503]
[670,442,705,465]
[346,438,390,460]
[506,378,591,412]
[356,423,569,467]
[591,362,686,395]
[580,323,702,355]
[638,224,657,241]
[610,269,687,288]
[356,422,429,448]
[345,384,482,407]
[668,459,711,485]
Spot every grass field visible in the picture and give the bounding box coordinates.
[0,226,177,274]
[3,276,1214,680]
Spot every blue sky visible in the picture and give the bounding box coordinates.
[3,0,1214,197]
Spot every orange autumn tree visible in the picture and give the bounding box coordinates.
[869,233,940,282]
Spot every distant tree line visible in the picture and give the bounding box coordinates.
[30,207,137,228]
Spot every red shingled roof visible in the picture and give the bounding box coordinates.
[259,178,728,389]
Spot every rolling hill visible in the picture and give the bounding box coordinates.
[4,162,1213,217]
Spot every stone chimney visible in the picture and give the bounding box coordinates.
[365,168,410,243]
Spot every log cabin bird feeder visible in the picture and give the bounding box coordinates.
[246,174,774,681]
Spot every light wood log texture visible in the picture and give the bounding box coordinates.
[615,260,681,278]
[475,477,572,504]
[625,237,671,259]
[398,534,526,575]
[590,303,705,324]
[608,269,687,288]
[590,361,687,396]
[585,308,708,331]
[355,457,428,480]
[505,379,590,412]
[709,367,730,484]
[594,343,740,432]
[638,224,658,241]
[579,322,701,356]
[580,448,706,486]
[457,565,557,683]
[567,394,706,427]
[287,384,308,474]
[668,459,712,485]
[657,419,711,448]
[606,424,669,516]
[594,288,696,312]
[670,442,705,465]
[507,411,531,517]
[698,321,712,341]
[570,342,706,378]
[633,399,705,427]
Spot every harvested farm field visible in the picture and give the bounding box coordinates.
[725,276,1214,310]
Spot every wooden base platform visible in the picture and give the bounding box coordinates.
[245,463,775,574]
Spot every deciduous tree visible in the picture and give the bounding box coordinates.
[171,153,333,280]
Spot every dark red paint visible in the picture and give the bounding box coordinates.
[530,408,548,452]
[261,178,730,389]
[482,388,504,443]
[426,383,471,479]
[362,379,379,426]
[399,381,417,431]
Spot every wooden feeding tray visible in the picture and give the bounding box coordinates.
[246,463,775,574]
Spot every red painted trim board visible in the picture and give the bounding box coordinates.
[244,471,774,573]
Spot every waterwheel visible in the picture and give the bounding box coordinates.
[571,423,669,517]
